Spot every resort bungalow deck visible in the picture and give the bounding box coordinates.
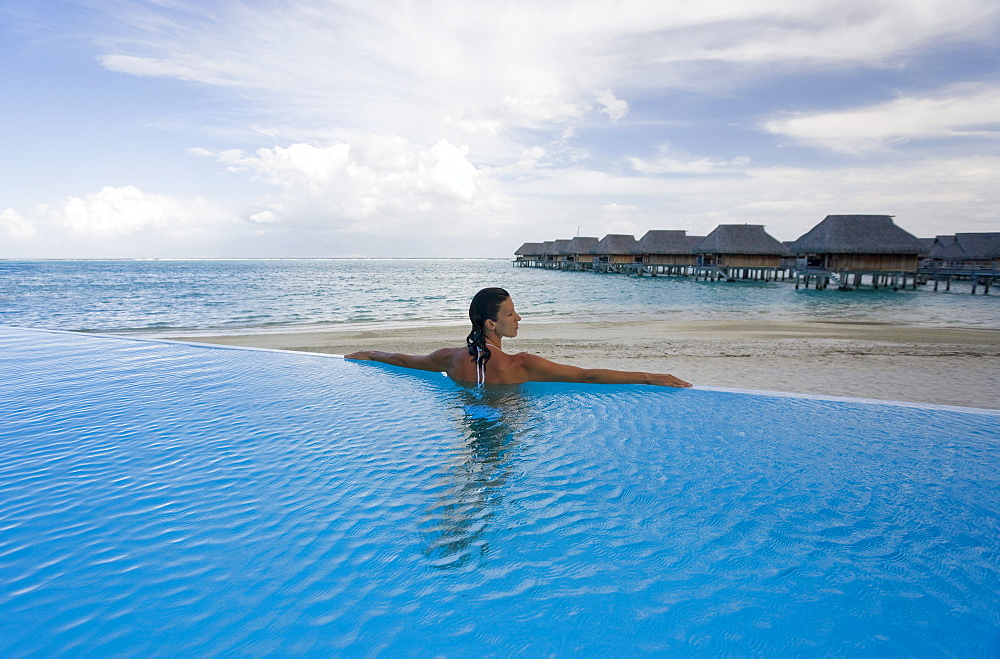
[532,236,603,271]
[510,222,994,295]
[693,225,791,281]
[593,234,638,273]
[923,232,1000,294]
[542,239,573,266]
[625,230,703,276]
[789,215,925,290]
[566,236,600,269]
[513,242,546,266]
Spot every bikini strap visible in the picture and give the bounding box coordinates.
[475,346,486,387]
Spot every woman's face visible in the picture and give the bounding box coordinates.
[488,298,521,338]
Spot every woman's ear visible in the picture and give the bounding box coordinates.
[485,319,495,330]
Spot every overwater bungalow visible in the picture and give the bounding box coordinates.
[513,242,545,266]
[566,236,600,267]
[626,230,703,276]
[633,230,701,265]
[927,233,1000,270]
[693,225,790,281]
[924,232,1000,293]
[594,234,638,272]
[788,215,924,289]
[542,239,573,264]
[918,237,936,260]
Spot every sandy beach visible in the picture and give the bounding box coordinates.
[173,319,1000,410]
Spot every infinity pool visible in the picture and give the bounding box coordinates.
[1,326,998,655]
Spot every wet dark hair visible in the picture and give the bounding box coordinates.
[467,287,510,369]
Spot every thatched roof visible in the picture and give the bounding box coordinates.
[567,236,600,254]
[514,242,545,256]
[929,232,1000,260]
[788,215,923,255]
[545,239,574,256]
[596,234,637,254]
[917,237,936,256]
[632,230,701,255]
[694,225,789,255]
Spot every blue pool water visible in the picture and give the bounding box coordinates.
[1,326,999,655]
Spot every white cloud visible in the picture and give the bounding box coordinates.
[91,0,1000,141]
[505,155,1000,241]
[99,54,235,85]
[765,84,1000,152]
[630,147,751,174]
[599,203,641,235]
[0,187,241,257]
[0,209,38,241]
[7,0,1000,258]
[207,136,500,230]
[500,95,586,126]
[593,90,629,123]
[648,0,999,67]
[48,186,235,239]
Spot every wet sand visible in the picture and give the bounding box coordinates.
[172,320,1000,410]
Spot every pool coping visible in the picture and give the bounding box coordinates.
[5,325,999,417]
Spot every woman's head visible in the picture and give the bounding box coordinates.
[469,287,510,331]
[467,287,512,363]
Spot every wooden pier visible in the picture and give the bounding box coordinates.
[920,266,999,295]
[514,221,998,295]
[694,266,790,282]
[794,269,921,291]
[513,258,996,295]
[622,263,694,277]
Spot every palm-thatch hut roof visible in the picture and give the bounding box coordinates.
[514,242,545,256]
[632,230,701,255]
[694,225,789,255]
[596,234,637,254]
[567,236,600,254]
[929,233,1000,261]
[788,215,923,255]
[545,239,573,256]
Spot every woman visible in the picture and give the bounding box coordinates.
[345,287,691,388]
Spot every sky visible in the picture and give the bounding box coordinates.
[1,0,998,258]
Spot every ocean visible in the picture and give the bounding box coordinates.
[1,259,997,336]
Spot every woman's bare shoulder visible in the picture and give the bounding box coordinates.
[431,346,467,357]
[512,351,558,365]
[510,351,571,377]
[431,346,469,366]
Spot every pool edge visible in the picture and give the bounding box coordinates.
[4,325,998,417]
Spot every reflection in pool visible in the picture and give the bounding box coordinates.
[422,388,528,569]
[1,327,998,655]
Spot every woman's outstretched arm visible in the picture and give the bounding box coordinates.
[519,353,691,388]
[344,348,455,373]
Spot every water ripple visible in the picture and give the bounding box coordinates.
[1,328,999,655]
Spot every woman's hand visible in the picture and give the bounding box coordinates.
[344,351,374,360]
[649,373,692,388]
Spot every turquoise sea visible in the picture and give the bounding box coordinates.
[1,259,997,335]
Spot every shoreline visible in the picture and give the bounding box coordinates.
[169,319,1000,410]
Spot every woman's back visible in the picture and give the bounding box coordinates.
[444,347,527,385]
